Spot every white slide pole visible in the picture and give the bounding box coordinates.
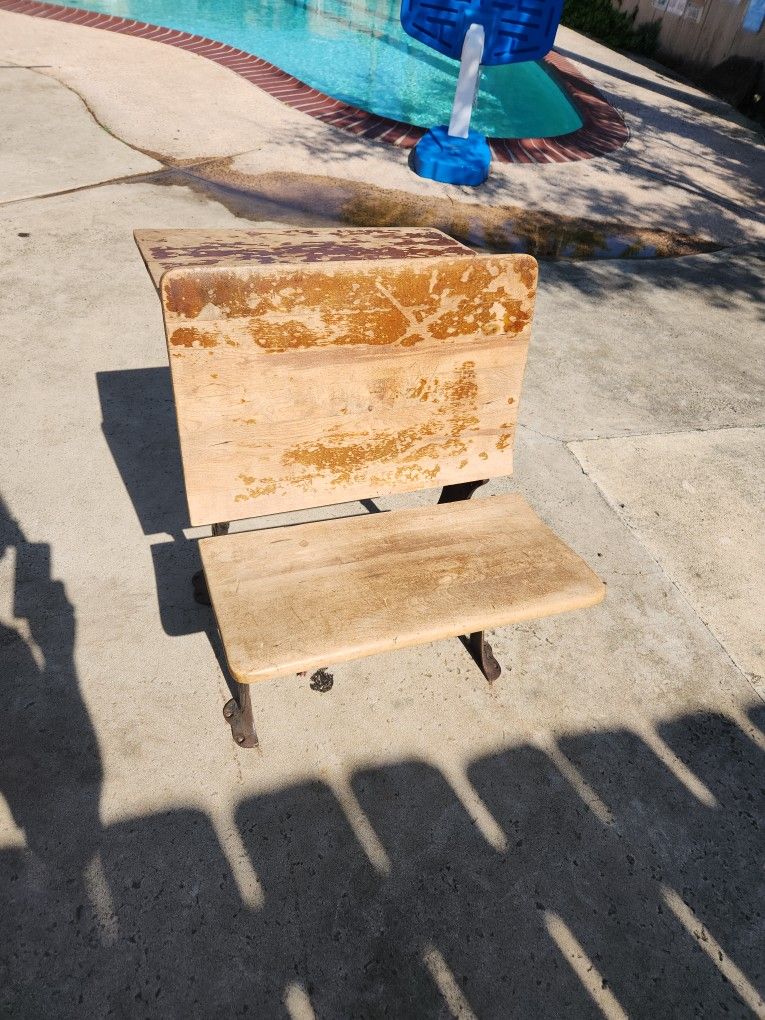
[447,22,485,138]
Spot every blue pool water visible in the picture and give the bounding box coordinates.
[60,0,583,138]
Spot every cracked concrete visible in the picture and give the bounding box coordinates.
[0,13,763,1018]
[0,65,160,201]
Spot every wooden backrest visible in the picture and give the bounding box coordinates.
[160,253,538,527]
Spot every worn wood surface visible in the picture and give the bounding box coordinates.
[200,492,605,684]
[135,227,473,290]
[160,253,538,527]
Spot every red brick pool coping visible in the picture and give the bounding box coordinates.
[0,0,629,164]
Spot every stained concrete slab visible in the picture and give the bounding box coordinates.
[1,174,763,1015]
[1,179,755,781]
[1,12,764,1016]
[1,10,763,243]
[570,426,765,696]
[0,66,159,202]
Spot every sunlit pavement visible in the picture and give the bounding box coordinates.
[1,13,763,1017]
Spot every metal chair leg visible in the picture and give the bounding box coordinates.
[438,484,501,682]
[468,631,502,682]
[223,682,258,748]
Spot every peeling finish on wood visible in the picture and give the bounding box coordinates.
[199,493,606,684]
[135,227,473,291]
[164,260,531,353]
[158,252,537,527]
[276,362,477,489]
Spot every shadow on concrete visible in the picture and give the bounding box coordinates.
[96,367,187,539]
[553,46,740,119]
[0,515,762,1018]
[96,367,210,640]
[0,494,107,1014]
[537,240,765,320]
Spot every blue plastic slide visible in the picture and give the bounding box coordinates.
[401,0,564,184]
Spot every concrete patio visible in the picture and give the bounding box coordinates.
[0,9,763,1017]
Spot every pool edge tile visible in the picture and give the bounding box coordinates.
[0,0,630,165]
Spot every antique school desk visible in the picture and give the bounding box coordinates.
[135,227,604,747]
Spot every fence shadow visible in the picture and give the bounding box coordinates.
[82,377,765,1016]
[2,684,762,1014]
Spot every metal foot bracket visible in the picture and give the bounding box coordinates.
[437,481,503,681]
[223,683,258,747]
[468,631,502,682]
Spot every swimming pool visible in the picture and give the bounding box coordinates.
[57,0,583,139]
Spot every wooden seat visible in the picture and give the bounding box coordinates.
[200,493,604,684]
[134,226,604,747]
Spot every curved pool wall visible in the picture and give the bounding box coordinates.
[0,0,630,163]
[40,0,584,139]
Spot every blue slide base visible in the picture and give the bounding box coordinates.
[411,126,492,186]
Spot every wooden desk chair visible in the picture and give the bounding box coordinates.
[135,227,604,747]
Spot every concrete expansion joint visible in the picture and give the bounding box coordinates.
[167,150,257,173]
[0,168,168,207]
[567,442,764,706]
[0,71,272,208]
[563,421,765,446]
[11,66,247,187]
[517,423,560,443]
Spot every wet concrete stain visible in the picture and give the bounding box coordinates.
[146,165,721,262]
